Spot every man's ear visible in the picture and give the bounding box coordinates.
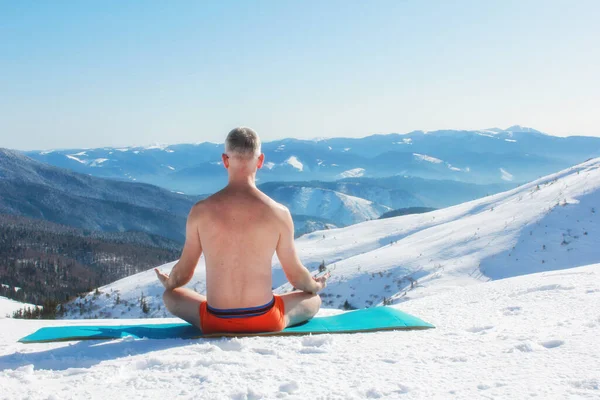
[222,153,230,169]
[257,153,265,169]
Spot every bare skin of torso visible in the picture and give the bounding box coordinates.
[155,152,328,329]
[198,185,284,309]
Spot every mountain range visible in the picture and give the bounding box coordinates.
[2,148,516,236]
[0,148,200,243]
[23,126,600,195]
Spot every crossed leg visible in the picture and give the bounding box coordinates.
[162,288,206,329]
[163,288,321,330]
[279,291,322,327]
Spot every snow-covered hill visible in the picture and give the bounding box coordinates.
[263,185,391,226]
[2,265,599,399]
[0,297,38,318]
[60,158,600,319]
[261,177,513,212]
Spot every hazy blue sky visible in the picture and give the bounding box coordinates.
[1,1,599,150]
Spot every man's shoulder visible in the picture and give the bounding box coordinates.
[269,200,291,222]
[189,196,213,216]
[259,192,289,214]
[194,189,226,208]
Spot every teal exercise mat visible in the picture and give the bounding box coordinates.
[19,307,434,343]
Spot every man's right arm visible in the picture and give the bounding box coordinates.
[275,206,323,294]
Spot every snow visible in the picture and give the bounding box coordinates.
[285,156,304,172]
[72,151,87,156]
[413,153,443,164]
[336,168,365,179]
[115,148,130,152]
[500,168,514,181]
[66,155,88,164]
[144,144,170,151]
[90,158,109,167]
[1,158,599,398]
[475,131,498,139]
[39,150,54,155]
[0,297,38,319]
[1,266,599,399]
[393,138,413,145]
[505,125,543,134]
[277,187,390,227]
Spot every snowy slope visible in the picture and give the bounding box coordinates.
[0,297,38,318]
[285,157,600,309]
[61,158,600,319]
[265,185,392,226]
[2,265,599,399]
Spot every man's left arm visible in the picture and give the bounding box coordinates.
[155,205,203,290]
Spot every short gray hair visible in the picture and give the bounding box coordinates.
[225,127,261,158]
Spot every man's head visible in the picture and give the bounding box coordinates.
[223,127,264,172]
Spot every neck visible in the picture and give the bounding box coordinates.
[227,173,257,189]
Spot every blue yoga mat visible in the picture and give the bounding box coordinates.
[19,307,434,343]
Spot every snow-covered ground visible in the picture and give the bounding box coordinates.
[0,297,38,319]
[1,265,598,399]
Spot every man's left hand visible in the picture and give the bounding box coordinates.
[155,268,171,290]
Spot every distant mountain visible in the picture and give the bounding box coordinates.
[1,148,387,238]
[260,184,391,226]
[0,148,202,243]
[292,215,338,238]
[259,177,514,219]
[22,126,600,194]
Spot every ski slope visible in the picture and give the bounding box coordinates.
[60,157,600,319]
[1,265,599,399]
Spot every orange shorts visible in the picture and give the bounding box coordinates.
[199,295,286,334]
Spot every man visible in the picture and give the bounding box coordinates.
[155,127,329,334]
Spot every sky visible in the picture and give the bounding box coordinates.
[1,0,599,150]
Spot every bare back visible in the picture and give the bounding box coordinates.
[196,186,283,309]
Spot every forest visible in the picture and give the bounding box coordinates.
[0,214,181,312]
